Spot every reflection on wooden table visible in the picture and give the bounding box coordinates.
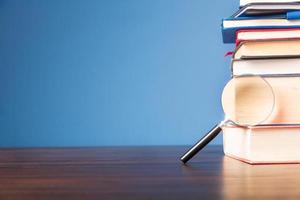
[222,156,300,199]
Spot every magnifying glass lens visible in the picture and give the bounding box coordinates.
[222,76,274,126]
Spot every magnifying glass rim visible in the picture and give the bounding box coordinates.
[221,75,275,127]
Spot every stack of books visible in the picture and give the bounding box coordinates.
[221,0,300,164]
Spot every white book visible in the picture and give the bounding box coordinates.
[232,58,300,76]
[240,0,300,6]
[223,125,300,164]
[223,76,300,124]
[234,3,300,18]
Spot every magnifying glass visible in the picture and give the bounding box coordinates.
[180,75,275,164]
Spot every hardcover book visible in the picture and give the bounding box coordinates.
[234,3,300,18]
[233,39,300,59]
[236,28,300,44]
[230,76,300,124]
[232,57,300,75]
[222,6,300,44]
[222,18,300,43]
[240,0,300,7]
[223,125,300,164]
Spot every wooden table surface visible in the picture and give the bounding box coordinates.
[0,146,299,200]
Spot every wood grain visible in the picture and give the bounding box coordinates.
[0,146,298,200]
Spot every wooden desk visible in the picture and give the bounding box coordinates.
[0,146,299,199]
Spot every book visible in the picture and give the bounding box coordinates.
[236,28,300,44]
[233,3,300,18]
[223,125,300,164]
[240,0,300,7]
[233,40,300,59]
[232,58,300,75]
[222,18,300,43]
[224,76,300,124]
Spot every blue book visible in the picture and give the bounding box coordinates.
[222,3,300,43]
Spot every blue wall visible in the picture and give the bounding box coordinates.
[0,0,236,147]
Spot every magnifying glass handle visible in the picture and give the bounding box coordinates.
[180,124,222,164]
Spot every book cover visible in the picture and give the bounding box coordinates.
[232,58,300,75]
[222,16,300,43]
[236,28,300,45]
[223,125,300,164]
[233,39,300,58]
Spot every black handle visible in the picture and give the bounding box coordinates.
[180,124,222,164]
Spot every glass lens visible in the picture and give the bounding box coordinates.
[221,76,274,126]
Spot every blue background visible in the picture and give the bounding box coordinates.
[0,0,236,147]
